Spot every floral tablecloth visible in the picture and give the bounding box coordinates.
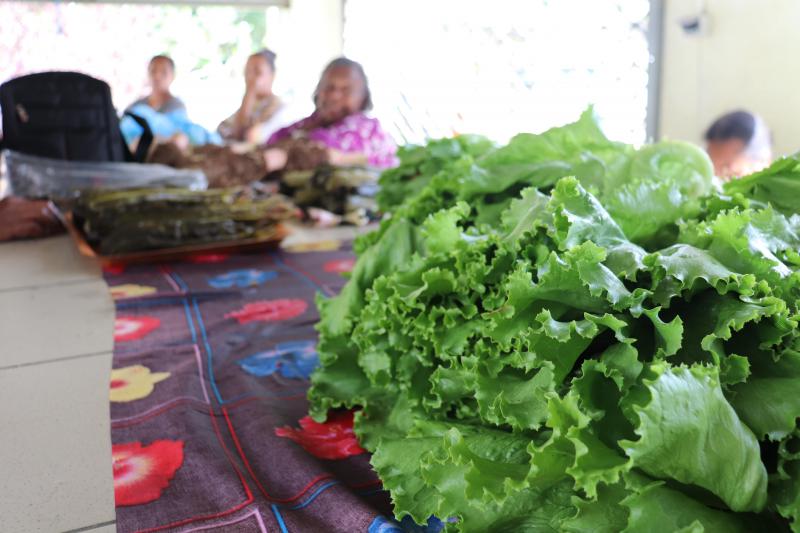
[104,240,414,533]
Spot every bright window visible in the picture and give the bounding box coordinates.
[344,0,652,145]
[2,1,654,146]
[0,2,295,130]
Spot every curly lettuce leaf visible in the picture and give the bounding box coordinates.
[377,135,495,213]
[729,349,800,441]
[723,154,800,216]
[603,141,714,246]
[620,362,768,512]
[476,107,631,197]
[621,473,761,533]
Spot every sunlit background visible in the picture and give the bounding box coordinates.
[5,0,800,156]
[1,0,652,146]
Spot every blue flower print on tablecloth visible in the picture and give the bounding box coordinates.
[208,269,277,289]
[237,340,318,379]
[367,515,444,533]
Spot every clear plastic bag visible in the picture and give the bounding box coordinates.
[2,149,208,200]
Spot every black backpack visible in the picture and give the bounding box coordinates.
[0,71,152,163]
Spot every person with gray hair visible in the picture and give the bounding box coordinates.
[704,110,772,179]
[262,57,397,172]
[218,49,294,145]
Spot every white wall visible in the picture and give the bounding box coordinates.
[659,0,800,156]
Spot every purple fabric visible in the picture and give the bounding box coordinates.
[104,244,402,533]
[267,112,398,169]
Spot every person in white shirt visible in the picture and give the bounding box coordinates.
[217,49,294,145]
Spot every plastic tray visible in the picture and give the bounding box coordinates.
[2,149,207,200]
[61,211,288,266]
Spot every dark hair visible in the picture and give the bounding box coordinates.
[149,55,175,72]
[251,49,277,72]
[313,57,373,111]
[705,110,756,143]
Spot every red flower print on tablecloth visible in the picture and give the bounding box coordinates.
[187,252,231,264]
[102,263,126,275]
[113,440,184,506]
[225,299,308,324]
[323,258,356,274]
[114,316,161,342]
[275,411,365,460]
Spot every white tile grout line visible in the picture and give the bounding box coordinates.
[0,350,111,371]
[0,276,103,295]
[61,519,117,533]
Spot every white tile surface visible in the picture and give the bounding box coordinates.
[0,280,114,368]
[0,235,99,292]
[0,352,115,533]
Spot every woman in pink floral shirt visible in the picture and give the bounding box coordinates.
[264,58,398,171]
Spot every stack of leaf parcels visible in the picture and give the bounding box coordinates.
[74,187,295,254]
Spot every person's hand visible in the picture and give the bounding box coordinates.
[170,132,190,152]
[0,197,62,242]
[242,82,261,107]
[327,149,346,166]
[307,207,342,228]
[244,125,265,145]
[243,77,258,96]
[238,86,259,115]
[327,149,367,167]
[263,147,289,172]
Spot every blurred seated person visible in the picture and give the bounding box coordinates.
[705,110,772,179]
[127,55,186,115]
[147,57,397,194]
[263,57,397,172]
[218,49,294,145]
[122,55,220,147]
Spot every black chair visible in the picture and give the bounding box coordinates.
[0,71,151,162]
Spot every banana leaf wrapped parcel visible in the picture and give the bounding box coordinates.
[72,187,296,254]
